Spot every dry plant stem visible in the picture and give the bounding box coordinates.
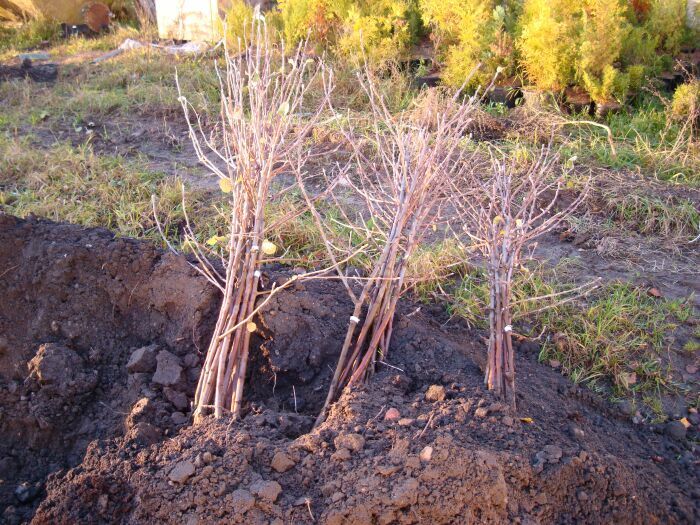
[311,78,481,427]
[455,146,588,408]
[176,21,333,421]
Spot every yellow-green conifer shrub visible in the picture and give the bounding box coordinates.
[578,0,630,102]
[336,0,421,65]
[518,0,579,92]
[277,0,338,48]
[646,0,688,55]
[670,80,700,121]
[274,0,420,65]
[421,0,493,87]
[421,0,522,89]
[218,0,255,47]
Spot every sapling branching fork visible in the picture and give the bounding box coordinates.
[171,19,334,421]
[308,81,481,426]
[454,146,591,408]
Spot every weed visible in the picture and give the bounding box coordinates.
[683,340,700,354]
[608,193,700,239]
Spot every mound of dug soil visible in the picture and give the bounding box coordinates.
[0,215,698,524]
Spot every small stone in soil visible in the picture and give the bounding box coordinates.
[230,489,255,513]
[474,407,489,419]
[14,482,40,504]
[334,433,365,452]
[542,445,563,461]
[171,412,188,425]
[163,387,189,411]
[568,424,585,440]
[168,460,195,483]
[384,407,400,421]
[250,479,282,502]
[271,451,296,473]
[126,344,157,373]
[152,350,184,388]
[419,446,433,462]
[331,448,352,462]
[425,385,446,402]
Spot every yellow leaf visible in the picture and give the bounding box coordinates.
[432,224,437,232]
[246,321,257,333]
[493,215,504,225]
[219,178,233,193]
[680,417,691,428]
[206,235,226,246]
[261,239,277,255]
[515,219,523,228]
[519,417,534,424]
[277,100,290,116]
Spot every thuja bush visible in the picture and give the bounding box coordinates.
[420,0,521,88]
[671,80,700,123]
[578,0,630,103]
[518,0,579,92]
[276,0,336,49]
[275,0,422,65]
[647,0,690,56]
[217,0,255,45]
[335,0,422,65]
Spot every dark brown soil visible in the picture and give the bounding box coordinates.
[1,215,698,525]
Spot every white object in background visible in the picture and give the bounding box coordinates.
[154,0,221,42]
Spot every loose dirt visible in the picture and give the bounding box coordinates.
[0,214,698,524]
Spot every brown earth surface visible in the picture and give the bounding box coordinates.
[0,214,698,524]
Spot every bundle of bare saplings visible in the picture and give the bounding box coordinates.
[166,18,592,426]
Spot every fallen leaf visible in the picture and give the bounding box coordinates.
[680,417,691,428]
[647,287,662,298]
[519,417,534,424]
[246,321,257,333]
[549,359,561,369]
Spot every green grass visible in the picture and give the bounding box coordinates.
[538,283,694,398]
[447,262,696,408]
[607,193,700,239]
[0,135,203,244]
[557,99,700,186]
[0,44,219,133]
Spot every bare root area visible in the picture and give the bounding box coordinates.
[0,215,698,524]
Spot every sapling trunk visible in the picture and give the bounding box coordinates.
[455,147,589,409]
[173,19,333,421]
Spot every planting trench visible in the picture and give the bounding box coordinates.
[0,214,698,524]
